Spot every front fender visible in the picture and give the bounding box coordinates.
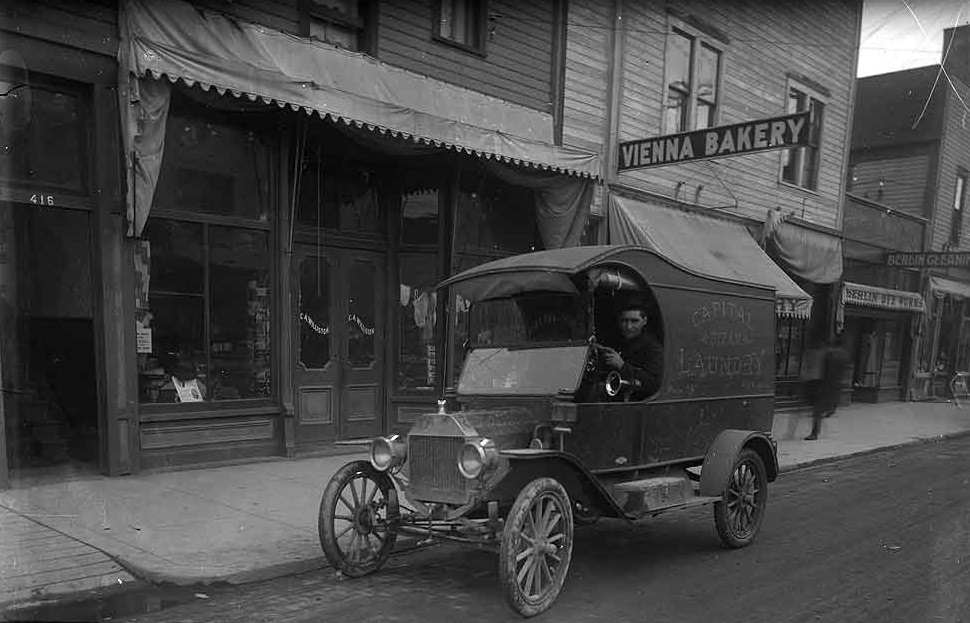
[699,429,779,498]
[490,449,628,519]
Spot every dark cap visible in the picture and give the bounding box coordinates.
[617,295,650,316]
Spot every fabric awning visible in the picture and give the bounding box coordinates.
[841,282,925,312]
[930,275,970,299]
[119,0,600,178]
[762,208,843,284]
[608,196,813,319]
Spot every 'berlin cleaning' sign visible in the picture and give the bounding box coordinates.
[617,111,811,172]
[886,251,970,268]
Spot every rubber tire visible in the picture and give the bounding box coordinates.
[318,460,399,578]
[499,477,575,618]
[713,448,768,549]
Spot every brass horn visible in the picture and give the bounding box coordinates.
[605,371,642,397]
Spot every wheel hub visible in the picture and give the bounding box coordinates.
[532,538,556,557]
[354,505,376,534]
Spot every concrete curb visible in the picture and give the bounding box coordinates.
[114,431,970,587]
[8,429,970,616]
[778,428,970,473]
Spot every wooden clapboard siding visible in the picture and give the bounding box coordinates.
[564,0,860,229]
[931,76,970,251]
[562,0,612,153]
[849,152,932,218]
[619,0,859,228]
[192,0,300,33]
[0,0,118,58]
[377,0,555,113]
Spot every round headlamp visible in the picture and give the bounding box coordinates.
[457,438,498,479]
[370,435,406,472]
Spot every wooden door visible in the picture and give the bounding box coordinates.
[340,249,385,439]
[292,246,384,445]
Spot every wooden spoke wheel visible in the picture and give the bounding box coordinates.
[318,461,398,578]
[499,478,574,618]
[714,449,768,548]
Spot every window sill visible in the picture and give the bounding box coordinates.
[431,34,487,58]
[778,179,822,197]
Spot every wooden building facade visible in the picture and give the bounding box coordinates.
[561,0,863,403]
[850,25,970,401]
[0,0,599,484]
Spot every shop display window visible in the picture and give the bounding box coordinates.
[397,253,438,391]
[153,114,271,222]
[775,317,806,379]
[295,153,382,235]
[138,220,272,404]
[401,189,439,246]
[454,181,539,255]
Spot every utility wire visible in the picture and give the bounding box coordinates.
[901,0,970,124]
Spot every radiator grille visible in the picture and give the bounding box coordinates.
[408,435,468,504]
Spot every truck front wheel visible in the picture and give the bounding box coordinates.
[499,477,575,618]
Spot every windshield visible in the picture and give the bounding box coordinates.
[458,345,589,396]
[469,293,588,346]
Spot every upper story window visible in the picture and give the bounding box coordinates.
[781,81,825,191]
[951,169,967,244]
[301,0,370,52]
[434,0,486,53]
[663,27,722,133]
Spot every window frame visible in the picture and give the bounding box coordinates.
[660,19,724,134]
[138,113,277,412]
[0,69,92,197]
[779,78,827,192]
[138,217,276,412]
[432,0,488,56]
[951,168,968,245]
[299,0,375,54]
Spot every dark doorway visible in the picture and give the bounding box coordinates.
[1,204,99,475]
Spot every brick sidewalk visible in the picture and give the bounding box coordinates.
[0,505,135,609]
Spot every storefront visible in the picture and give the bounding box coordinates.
[917,274,970,399]
[840,193,929,402]
[761,209,844,404]
[118,0,601,470]
[0,17,124,488]
[837,281,925,402]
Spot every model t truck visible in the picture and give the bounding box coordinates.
[318,245,779,617]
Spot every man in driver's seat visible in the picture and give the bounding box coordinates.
[599,300,663,399]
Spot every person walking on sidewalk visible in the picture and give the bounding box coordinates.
[806,333,849,441]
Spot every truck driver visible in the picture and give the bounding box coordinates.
[598,299,663,399]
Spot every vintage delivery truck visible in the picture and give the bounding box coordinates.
[317,244,779,617]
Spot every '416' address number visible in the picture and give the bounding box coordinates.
[30,194,54,206]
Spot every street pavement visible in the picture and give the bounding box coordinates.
[113,433,970,623]
[2,399,970,617]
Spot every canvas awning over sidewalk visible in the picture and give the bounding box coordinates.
[118,0,601,237]
[608,196,813,318]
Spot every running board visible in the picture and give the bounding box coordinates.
[612,475,696,513]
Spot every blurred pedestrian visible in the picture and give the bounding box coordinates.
[805,333,849,441]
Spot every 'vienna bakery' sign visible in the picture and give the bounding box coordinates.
[617,111,811,172]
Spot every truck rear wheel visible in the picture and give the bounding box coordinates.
[499,477,575,618]
[713,448,768,548]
